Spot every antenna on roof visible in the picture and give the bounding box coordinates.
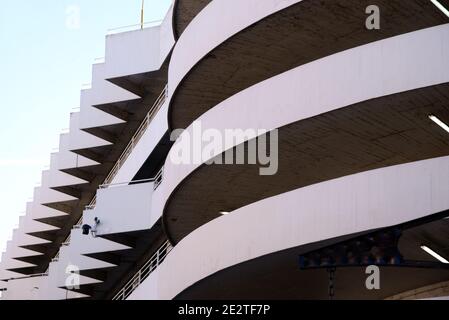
[141,0,145,30]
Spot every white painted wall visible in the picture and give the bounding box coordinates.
[53,245,110,288]
[129,156,449,300]
[103,3,174,80]
[78,87,126,131]
[57,133,99,170]
[86,182,154,235]
[0,276,43,300]
[159,3,175,65]
[68,112,111,151]
[127,267,160,300]
[1,225,46,266]
[0,253,34,271]
[0,5,175,299]
[169,0,302,98]
[30,189,68,220]
[47,153,88,188]
[17,213,56,236]
[111,101,169,185]
[39,170,77,204]
[105,27,161,80]
[38,259,88,300]
[69,226,129,255]
[14,233,50,249]
[0,280,7,299]
[0,267,24,283]
[6,231,42,260]
[156,24,449,234]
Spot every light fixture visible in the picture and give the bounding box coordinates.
[220,211,230,215]
[429,114,449,133]
[431,0,449,18]
[420,245,449,263]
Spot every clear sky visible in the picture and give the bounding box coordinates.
[0,0,172,257]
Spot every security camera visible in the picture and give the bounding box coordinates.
[82,218,100,237]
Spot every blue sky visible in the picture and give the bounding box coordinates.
[0,0,172,256]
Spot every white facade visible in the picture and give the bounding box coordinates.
[2,0,449,300]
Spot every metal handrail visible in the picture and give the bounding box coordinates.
[86,195,97,210]
[74,215,83,227]
[3,273,48,282]
[62,234,71,246]
[112,240,172,300]
[94,57,105,64]
[106,19,163,35]
[52,250,60,262]
[153,167,164,190]
[47,86,167,270]
[99,177,155,189]
[52,216,82,264]
[86,85,167,210]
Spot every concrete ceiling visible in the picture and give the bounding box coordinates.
[177,262,449,300]
[164,83,449,244]
[173,0,212,39]
[168,0,449,130]
[175,214,449,299]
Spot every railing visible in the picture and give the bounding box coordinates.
[46,86,167,272]
[112,240,173,300]
[153,167,164,190]
[81,83,92,90]
[85,196,96,210]
[3,273,48,282]
[106,19,163,35]
[62,234,71,246]
[94,57,105,64]
[85,85,167,210]
[74,215,83,228]
[99,177,155,189]
[52,250,60,262]
[49,215,82,269]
